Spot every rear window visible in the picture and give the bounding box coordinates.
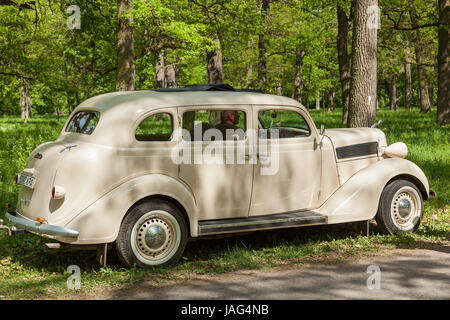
[66,111,100,135]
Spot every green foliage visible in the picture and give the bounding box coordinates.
[0,0,441,116]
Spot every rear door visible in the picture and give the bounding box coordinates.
[178,106,253,221]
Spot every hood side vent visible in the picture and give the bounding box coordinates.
[336,142,378,160]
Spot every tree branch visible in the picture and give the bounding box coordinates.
[0,71,33,80]
[383,10,439,30]
[0,0,35,10]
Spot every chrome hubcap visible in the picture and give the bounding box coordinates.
[133,213,176,261]
[398,199,412,218]
[145,225,166,249]
[391,186,421,229]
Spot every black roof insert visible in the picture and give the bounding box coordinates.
[154,83,263,93]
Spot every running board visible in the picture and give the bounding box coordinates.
[198,211,327,236]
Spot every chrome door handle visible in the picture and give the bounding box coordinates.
[257,153,269,159]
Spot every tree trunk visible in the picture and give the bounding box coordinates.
[116,0,135,91]
[246,40,254,88]
[315,97,321,110]
[206,37,224,84]
[410,8,431,113]
[293,47,306,103]
[165,63,177,88]
[429,80,434,107]
[258,0,270,91]
[20,83,30,124]
[327,87,336,112]
[275,83,282,95]
[207,37,224,125]
[348,0,378,128]
[388,74,398,110]
[55,98,61,121]
[414,42,432,112]
[405,52,413,111]
[437,0,450,124]
[66,90,73,113]
[155,51,165,89]
[337,5,351,124]
[246,62,253,88]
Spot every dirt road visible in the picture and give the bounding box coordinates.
[109,247,450,300]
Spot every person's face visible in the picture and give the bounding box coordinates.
[230,111,239,124]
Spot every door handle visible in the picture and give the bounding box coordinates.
[257,153,269,159]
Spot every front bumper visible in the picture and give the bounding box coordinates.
[5,210,79,238]
[429,189,436,199]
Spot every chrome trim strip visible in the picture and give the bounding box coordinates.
[198,211,327,235]
[199,215,320,230]
[5,211,79,238]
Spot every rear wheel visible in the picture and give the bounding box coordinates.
[375,179,424,234]
[116,199,188,268]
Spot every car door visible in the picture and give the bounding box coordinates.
[249,105,321,216]
[177,105,254,221]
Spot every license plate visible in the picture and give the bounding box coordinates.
[17,173,36,189]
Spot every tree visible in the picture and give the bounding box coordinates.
[258,0,270,90]
[405,48,413,111]
[20,82,30,123]
[410,6,432,112]
[116,0,135,91]
[337,3,352,123]
[206,37,224,84]
[437,0,450,124]
[347,0,378,128]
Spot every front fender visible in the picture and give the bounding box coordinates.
[317,158,430,224]
[62,174,198,244]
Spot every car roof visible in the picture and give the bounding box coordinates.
[76,90,306,114]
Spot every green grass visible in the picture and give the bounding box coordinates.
[0,109,448,299]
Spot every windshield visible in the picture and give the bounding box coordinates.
[66,111,100,135]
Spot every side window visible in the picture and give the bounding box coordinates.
[66,111,100,135]
[182,109,246,141]
[258,109,311,139]
[135,113,173,141]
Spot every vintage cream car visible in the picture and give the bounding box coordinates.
[6,84,435,268]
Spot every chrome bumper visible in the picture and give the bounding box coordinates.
[5,210,79,238]
[429,189,436,199]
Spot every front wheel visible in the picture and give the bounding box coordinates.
[375,179,424,234]
[116,199,188,268]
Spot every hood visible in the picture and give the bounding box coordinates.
[324,128,387,161]
[324,128,386,149]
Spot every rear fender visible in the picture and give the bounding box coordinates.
[63,174,197,244]
[317,158,430,224]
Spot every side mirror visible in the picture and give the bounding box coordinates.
[320,124,325,135]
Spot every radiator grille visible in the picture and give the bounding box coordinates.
[336,142,378,159]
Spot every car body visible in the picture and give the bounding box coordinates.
[6,85,435,267]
